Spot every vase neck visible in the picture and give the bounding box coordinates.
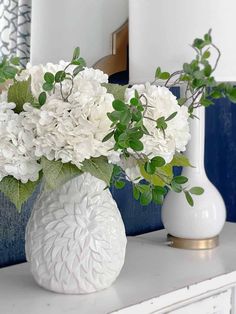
[183,106,206,175]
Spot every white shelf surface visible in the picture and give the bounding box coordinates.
[1,222,236,314]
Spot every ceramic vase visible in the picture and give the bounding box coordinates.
[162,106,226,248]
[25,173,127,294]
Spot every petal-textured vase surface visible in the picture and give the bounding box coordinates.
[25,173,127,294]
[162,107,226,241]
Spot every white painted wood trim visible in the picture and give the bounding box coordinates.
[112,272,236,314]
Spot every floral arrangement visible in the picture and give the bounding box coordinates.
[0,30,235,211]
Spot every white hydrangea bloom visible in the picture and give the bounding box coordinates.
[17,61,108,99]
[23,76,118,167]
[79,67,108,84]
[125,83,191,163]
[0,102,42,183]
[118,156,142,183]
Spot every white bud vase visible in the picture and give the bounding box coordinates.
[25,173,127,294]
[162,106,226,249]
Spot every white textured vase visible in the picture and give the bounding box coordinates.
[162,106,226,240]
[25,173,127,294]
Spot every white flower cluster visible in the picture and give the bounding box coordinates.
[120,83,191,182]
[0,59,191,186]
[18,62,108,99]
[0,102,41,183]
[23,66,116,167]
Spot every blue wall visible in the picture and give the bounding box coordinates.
[0,89,236,267]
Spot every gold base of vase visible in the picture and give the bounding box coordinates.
[167,234,219,250]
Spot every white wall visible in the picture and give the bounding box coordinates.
[31,0,128,66]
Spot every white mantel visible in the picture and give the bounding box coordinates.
[1,222,236,313]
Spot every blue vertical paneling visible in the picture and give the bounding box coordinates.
[205,98,236,221]
[0,189,38,267]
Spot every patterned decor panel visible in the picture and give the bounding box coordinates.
[0,0,31,65]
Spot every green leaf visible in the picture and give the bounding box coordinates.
[72,47,80,60]
[159,72,170,80]
[178,98,187,106]
[204,31,212,44]
[129,139,144,151]
[152,189,164,205]
[111,164,122,177]
[118,133,130,148]
[136,183,150,193]
[156,116,167,130]
[3,65,18,79]
[151,156,166,168]
[102,83,128,101]
[202,50,210,59]
[139,161,172,187]
[171,181,182,193]
[183,63,192,74]
[55,71,66,83]
[120,110,131,125]
[140,189,152,206]
[210,90,222,99]
[0,175,41,212]
[7,78,34,113]
[165,111,177,122]
[204,64,212,77]
[132,110,142,122]
[144,161,156,175]
[115,181,125,189]
[200,97,214,107]
[44,72,54,84]
[73,66,83,76]
[43,82,53,91]
[193,38,204,49]
[189,186,204,195]
[77,57,86,67]
[81,156,113,186]
[102,131,114,142]
[112,99,127,111]
[170,153,192,167]
[130,97,139,106]
[155,67,161,78]
[133,185,140,200]
[173,176,188,184]
[38,92,47,106]
[227,88,236,103]
[41,157,82,190]
[184,191,194,206]
[10,57,20,66]
[107,111,121,122]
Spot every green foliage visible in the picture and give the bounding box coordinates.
[41,47,86,103]
[41,157,82,190]
[155,67,170,80]
[38,91,46,106]
[154,29,236,115]
[0,56,20,83]
[102,83,128,101]
[81,156,114,187]
[184,191,194,206]
[170,153,192,167]
[7,78,35,113]
[189,186,204,195]
[0,174,41,212]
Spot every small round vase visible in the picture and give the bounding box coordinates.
[162,106,226,249]
[25,173,127,294]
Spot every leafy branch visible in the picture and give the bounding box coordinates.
[153,30,236,116]
[38,47,86,106]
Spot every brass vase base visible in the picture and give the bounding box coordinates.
[167,234,219,250]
